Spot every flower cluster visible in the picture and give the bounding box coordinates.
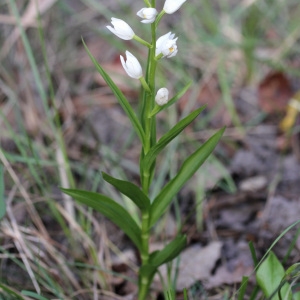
[106,0,187,106]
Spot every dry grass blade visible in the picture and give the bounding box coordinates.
[0,148,49,239]
[55,203,111,290]
[56,147,75,219]
[1,0,58,59]
[5,185,41,294]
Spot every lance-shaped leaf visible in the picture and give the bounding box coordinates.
[142,106,206,172]
[82,38,145,146]
[149,127,225,228]
[149,81,192,118]
[61,188,142,250]
[102,172,150,211]
[149,235,186,267]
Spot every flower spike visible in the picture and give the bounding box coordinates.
[106,18,135,40]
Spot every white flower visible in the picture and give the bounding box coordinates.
[155,88,169,105]
[120,51,143,79]
[106,18,135,40]
[137,8,158,24]
[163,0,187,14]
[156,32,178,58]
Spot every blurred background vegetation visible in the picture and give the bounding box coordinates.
[1,0,300,299]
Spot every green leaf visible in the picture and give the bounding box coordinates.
[238,276,249,300]
[102,172,150,211]
[0,283,26,300]
[148,81,192,118]
[139,264,157,279]
[256,251,291,300]
[82,38,145,146]
[294,291,300,300]
[183,288,189,300]
[149,127,225,228]
[149,235,186,267]
[0,165,6,220]
[61,188,142,250]
[21,291,50,300]
[142,106,206,172]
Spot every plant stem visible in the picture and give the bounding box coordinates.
[138,210,150,300]
[138,21,157,300]
[134,35,152,48]
[155,10,165,28]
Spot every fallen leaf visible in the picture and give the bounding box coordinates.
[258,72,292,114]
[156,241,222,291]
[204,263,253,289]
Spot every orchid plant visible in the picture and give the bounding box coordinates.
[62,0,224,298]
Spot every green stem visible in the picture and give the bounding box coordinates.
[138,21,157,300]
[138,211,150,300]
[144,0,151,7]
[139,77,151,93]
[134,35,152,48]
[155,10,165,28]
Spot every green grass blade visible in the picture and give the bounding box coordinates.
[61,188,142,250]
[238,276,249,300]
[149,127,225,228]
[102,172,150,211]
[82,38,145,146]
[7,0,54,132]
[142,106,206,172]
[0,165,5,220]
[248,241,258,267]
[149,235,186,267]
[21,291,49,300]
[218,59,242,129]
[148,81,192,118]
[183,288,189,300]
[0,283,26,300]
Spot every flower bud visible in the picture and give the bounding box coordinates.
[163,0,187,14]
[120,51,143,79]
[156,32,178,58]
[137,8,158,24]
[106,18,135,40]
[155,88,169,106]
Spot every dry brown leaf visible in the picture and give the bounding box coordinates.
[156,241,222,291]
[204,263,253,289]
[258,71,292,114]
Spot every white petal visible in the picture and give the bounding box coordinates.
[136,9,144,18]
[107,18,135,40]
[141,19,153,24]
[156,32,172,56]
[163,0,187,14]
[137,8,157,24]
[120,51,143,79]
[167,48,178,58]
[120,55,126,72]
